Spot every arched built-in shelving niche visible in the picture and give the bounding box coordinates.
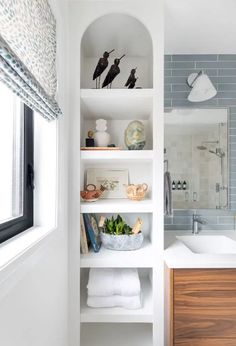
[81,13,153,89]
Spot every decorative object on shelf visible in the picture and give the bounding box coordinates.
[125,120,146,150]
[102,55,125,88]
[85,130,95,147]
[86,168,128,198]
[80,184,106,202]
[93,49,115,89]
[87,268,142,309]
[125,68,138,89]
[131,217,142,234]
[98,215,106,228]
[83,214,101,253]
[124,183,148,201]
[99,215,144,251]
[80,214,89,254]
[130,78,138,89]
[80,146,120,151]
[94,119,111,147]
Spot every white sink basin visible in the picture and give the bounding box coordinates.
[176,235,236,254]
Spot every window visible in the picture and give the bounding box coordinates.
[0,82,34,243]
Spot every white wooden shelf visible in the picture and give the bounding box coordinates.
[80,240,153,268]
[80,199,153,213]
[81,88,154,98]
[81,150,153,161]
[80,88,153,120]
[81,324,153,346]
[80,277,153,323]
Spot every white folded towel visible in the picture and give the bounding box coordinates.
[87,268,141,297]
[87,294,142,310]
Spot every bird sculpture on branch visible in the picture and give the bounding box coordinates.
[102,54,125,88]
[93,49,115,88]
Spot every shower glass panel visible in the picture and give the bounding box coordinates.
[164,108,228,209]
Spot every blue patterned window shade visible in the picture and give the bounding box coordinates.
[0,37,61,120]
[0,0,61,120]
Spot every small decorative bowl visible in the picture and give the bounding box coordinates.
[124,183,148,201]
[101,232,144,251]
[80,184,105,202]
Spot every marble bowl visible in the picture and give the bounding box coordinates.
[101,232,144,251]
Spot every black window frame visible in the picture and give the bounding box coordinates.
[0,104,34,243]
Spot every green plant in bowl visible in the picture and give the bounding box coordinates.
[101,215,143,251]
[104,215,133,235]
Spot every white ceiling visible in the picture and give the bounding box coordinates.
[165,0,236,54]
[68,0,236,53]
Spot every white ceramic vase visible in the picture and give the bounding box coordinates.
[94,119,110,147]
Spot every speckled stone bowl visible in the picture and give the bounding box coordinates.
[101,232,144,251]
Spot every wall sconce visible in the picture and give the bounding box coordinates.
[187,71,217,102]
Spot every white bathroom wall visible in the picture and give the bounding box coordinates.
[0,1,69,345]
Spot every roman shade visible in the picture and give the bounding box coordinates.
[0,0,61,120]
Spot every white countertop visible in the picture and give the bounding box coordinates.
[164,231,236,268]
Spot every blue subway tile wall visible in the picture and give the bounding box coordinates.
[164,54,236,231]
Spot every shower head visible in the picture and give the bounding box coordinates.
[197,140,219,151]
[197,145,207,150]
[209,148,225,158]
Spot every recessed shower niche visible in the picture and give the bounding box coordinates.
[81,13,153,89]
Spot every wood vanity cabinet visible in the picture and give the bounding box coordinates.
[169,268,236,346]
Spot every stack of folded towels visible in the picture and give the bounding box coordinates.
[87,268,142,309]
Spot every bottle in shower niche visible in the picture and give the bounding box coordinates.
[177,181,181,190]
[182,181,187,190]
[172,181,176,190]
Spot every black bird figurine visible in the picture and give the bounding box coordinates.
[102,54,125,88]
[128,77,138,89]
[93,49,115,88]
[125,68,138,89]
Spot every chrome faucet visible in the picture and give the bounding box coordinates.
[192,213,207,234]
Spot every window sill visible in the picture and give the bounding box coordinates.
[0,225,56,274]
